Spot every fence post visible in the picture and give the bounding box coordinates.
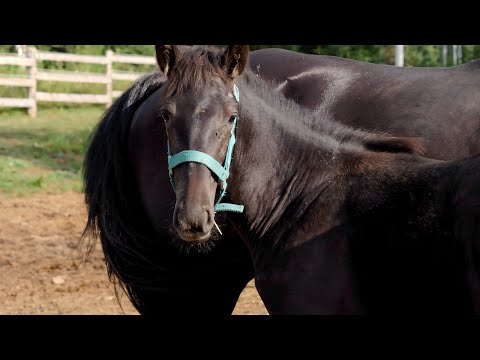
[452,45,458,65]
[106,50,113,108]
[28,47,37,118]
[442,45,448,66]
[395,45,404,67]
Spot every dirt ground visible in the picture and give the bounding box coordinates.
[0,192,268,315]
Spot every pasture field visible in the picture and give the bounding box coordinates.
[0,106,266,314]
[0,106,100,198]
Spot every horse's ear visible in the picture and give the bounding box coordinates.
[222,45,249,79]
[155,45,180,77]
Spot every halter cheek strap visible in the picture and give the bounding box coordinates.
[167,84,244,214]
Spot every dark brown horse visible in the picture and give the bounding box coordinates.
[249,47,480,160]
[83,45,480,314]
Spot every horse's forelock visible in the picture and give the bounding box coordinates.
[164,46,231,97]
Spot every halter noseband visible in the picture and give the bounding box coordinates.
[167,84,244,214]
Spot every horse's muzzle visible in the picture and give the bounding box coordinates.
[174,205,214,242]
[177,229,211,242]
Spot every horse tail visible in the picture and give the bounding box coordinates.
[81,71,165,304]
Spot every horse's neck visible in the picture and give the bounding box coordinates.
[228,85,342,246]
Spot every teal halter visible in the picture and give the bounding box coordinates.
[167,84,244,214]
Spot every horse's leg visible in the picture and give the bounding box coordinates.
[254,227,364,315]
[451,155,480,313]
[126,230,254,315]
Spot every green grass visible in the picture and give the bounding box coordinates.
[0,106,104,197]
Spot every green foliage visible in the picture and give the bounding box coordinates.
[404,45,440,67]
[2,45,480,68]
[251,44,480,66]
[461,45,480,64]
[311,45,389,63]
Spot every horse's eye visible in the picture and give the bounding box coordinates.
[229,115,238,123]
[160,110,171,122]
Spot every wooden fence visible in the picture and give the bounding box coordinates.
[0,47,157,117]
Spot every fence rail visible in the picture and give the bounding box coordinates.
[36,51,110,64]
[36,70,110,84]
[0,47,157,117]
[0,56,34,66]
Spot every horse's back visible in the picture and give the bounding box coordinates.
[249,48,480,160]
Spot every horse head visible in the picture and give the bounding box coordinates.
[155,45,249,243]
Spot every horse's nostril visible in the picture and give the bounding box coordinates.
[199,204,214,226]
[177,216,189,232]
[205,209,214,227]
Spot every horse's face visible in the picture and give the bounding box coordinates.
[156,45,249,243]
